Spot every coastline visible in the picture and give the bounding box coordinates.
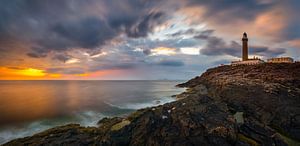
[5,63,300,145]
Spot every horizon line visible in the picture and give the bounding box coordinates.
[0,79,187,81]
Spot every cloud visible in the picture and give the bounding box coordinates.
[151,47,177,56]
[126,37,201,56]
[26,47,48,58]
[52,54,72,62]
[27,52,47,58]
[46,17,115,49]
[193,30,214,39]
[155,60,184,67]
[46,67,85,74]
[170,29,214,39]
[186,0,274,22]
[6,66,26,70]
[178,1,300,42]
[180,47,200,55]
[169,28,199,37]
[288,39,300,48]
[250,46,286,57]
[88,63,137,72]
[0,0,168,57]
[125,11,165,38]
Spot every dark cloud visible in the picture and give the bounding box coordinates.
[27,52,47,58]
[187,0,274,21]
[250,46,286,57]
[0,0,167,57]
[26,47,48,58]
[169,28,198,37]
[143,49,151,55]
[193,30,215,39]
[105,0,164,37]
[125,12,165,38]
[155,60,184,67]
[170,29,215,39]
[51,54,72,62]
[6,66,26,70]
[43,17,115,50]
[284,0,300,40]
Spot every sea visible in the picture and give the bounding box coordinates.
[0,80,185,144]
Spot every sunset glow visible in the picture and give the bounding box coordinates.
[0,67,45,79]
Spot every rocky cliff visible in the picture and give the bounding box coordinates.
[5,63,300,146]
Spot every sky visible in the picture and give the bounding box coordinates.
[0,0,299,80]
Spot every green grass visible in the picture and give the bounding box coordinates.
[110,120,131,131]
[277,133,300,146]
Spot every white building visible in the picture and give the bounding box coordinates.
[231,59,264,66]
[267,57,294,63]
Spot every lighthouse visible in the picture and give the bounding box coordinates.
[242,32,248,61]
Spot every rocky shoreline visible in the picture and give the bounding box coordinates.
[4,63,300,146]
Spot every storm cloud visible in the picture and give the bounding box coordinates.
[0,0,167,57]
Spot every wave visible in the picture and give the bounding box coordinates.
[104,96,176,110]
[0,111,107,144]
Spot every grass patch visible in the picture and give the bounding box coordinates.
[111,120,131,131]
[237,134,259,146]
[277,133,300,146]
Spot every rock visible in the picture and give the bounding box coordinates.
[234,112,244,124]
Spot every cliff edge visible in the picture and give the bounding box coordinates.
[5,63,300,146]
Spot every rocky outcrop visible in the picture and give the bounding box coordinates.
[5,63,300,146]
[177,63,300,143]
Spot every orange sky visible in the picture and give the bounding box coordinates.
[0,67,122,80]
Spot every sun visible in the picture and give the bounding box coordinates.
[15,68,46,77]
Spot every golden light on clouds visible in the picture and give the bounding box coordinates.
[75,73,89,77]
[253,7,287,39]
[48,74,62,78]
[90,52,108,58]
[65,58,80,64]
[288,39,300,48]
[151,47,177,56]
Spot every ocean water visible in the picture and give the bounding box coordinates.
[0,80,184,144]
